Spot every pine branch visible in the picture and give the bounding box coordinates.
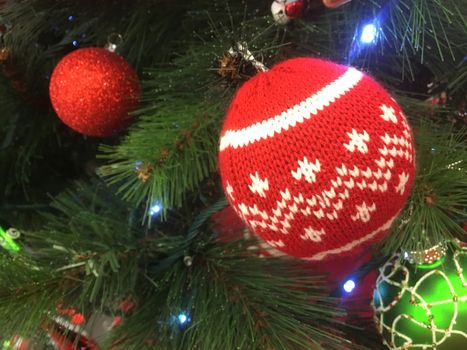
[380,121,467,254]
[98,6,281,213]
[0,182,362,349]
[295,0,465,86]
[0,181,149,341]
[0,1,465,349]
[0,0,183,80]
[98,93,224,213]
[0,74,67,222]
[446,58,467,99]
[106,238,358,350]
[0,250,66,343]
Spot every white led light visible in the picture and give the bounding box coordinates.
[360,23,377,44]
[149,203,162,216]
[178,313,188,325]
[343,279,356,293]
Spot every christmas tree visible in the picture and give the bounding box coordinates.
[0,0,465,349]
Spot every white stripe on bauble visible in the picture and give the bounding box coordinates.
[219,68,364,151]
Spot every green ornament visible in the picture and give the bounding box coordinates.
[373,244,467,349]
[1,340,12,350]
[0,226,21,253]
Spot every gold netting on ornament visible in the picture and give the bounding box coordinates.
[372,247,467,349]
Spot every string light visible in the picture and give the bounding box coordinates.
[149,201,162,216]
[173,312,191,328]
[178,313,188,325]
[343,279,356,293]
[360,23,378,44]
[348,17,381,62]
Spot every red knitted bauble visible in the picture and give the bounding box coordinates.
[219,57,416,261]
[49,48,140,137]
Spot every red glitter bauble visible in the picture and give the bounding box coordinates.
[49,48,140,137]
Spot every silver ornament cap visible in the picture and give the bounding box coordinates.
[271,1,290,25]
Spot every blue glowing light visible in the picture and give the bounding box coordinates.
[343,279,356,293]
[149,202,162,216]
[360,23,377,44]
[67,15,74,21]
[72,40,79,47]
[178,313,188,325]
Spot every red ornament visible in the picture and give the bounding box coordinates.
[219,57,416,261]
[46,328,98,350]
[56,304,87,326]
[112,315,124,327]
[284,0,307,19]
[118,297,135,313]
[271,0,307,24]
[49,48,140,137]
[322,0,352,9]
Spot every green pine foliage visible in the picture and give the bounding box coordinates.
[0,0,465,349]
[0,182,355,349]
[381,122,467,254]
[98,6,279,212]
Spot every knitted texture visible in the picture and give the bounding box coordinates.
[218,57,416,261]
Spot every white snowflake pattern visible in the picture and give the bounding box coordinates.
[395,172,410,195]
[291,157,321,183]
[248,172,269,198]
[300,227,326,242]
[379,104,398,123]
[343,129,370,153]
[226,182,234,200]
[267,239,285,248]
[351,202,376,223]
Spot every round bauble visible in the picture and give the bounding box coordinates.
[373,245,467,349]
[218,57,416,261]
[49,48,140,137]
[271,0,307,25]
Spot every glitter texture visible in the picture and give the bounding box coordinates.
[49,48,140,137]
